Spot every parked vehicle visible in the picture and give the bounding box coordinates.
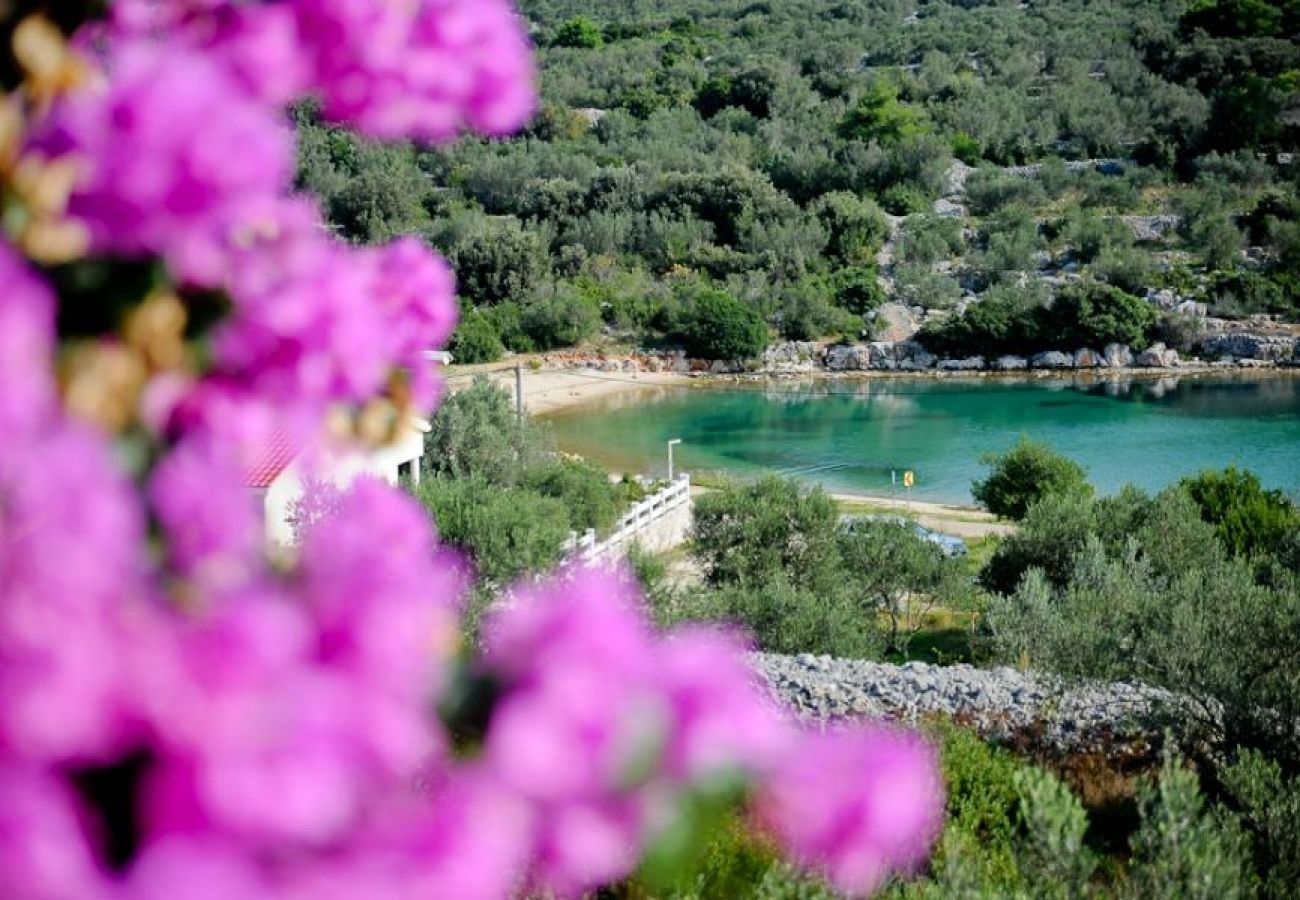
[839,514,968,557]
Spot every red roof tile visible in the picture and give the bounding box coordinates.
[242,429,303,489]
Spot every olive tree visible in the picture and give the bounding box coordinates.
[691,477,841,593]
[972,438,1092,520]
[838,519,970,657]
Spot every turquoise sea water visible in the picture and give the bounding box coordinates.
[545,374,1300,504]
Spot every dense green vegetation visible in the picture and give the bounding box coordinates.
[648,461,1299,897]
[983,477,1300,765]
[976,462,1300,897]
[620,721,1266,899]
[973,437,1094,519]
[295,0,1300,364]
[672,477,973,658]
[414,378,639,587]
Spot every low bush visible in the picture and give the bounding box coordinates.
[972,438,1093,521]
[670,284,769,360]
[521,286,603,350]
[424,377,551,485]
[683,575,883,659]
[829,265,887,315]
[915,283,1047,357]
[520,457,622,533]
[1042,282,1157,350]
[1180,467,1300,565]
[447,308,505,364]
[965,170,1048,216]
[691,477,841,592]
[415,475,571,585]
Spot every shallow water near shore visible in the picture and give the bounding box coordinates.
[545,372,1300,504]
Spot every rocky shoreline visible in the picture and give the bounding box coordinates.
[515,334,1299,377]
[750,653,1182,757]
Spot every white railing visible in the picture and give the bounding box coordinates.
[563,474,691,563]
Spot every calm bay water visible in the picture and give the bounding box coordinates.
[545,374,1300,504]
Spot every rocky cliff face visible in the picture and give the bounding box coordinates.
[1198,333,1298,362]
[519,334,1296,378]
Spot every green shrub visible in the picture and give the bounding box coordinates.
[521,286,602,350]
[520,457,622,533]
[829,265,887,315]
[838,81,929,145]
[1043,282,1157,350]
[811,191,890,265]
[691,477,840,592]
[916,283,1046,358]
[1180,467,1300,563]
[881,183,932,216]
[552,15,604,48]
[1125,755,1251,900]
[1092,246,1155,295]
[684,575,882,658]
[672,285,769,360]
[894,264,963,310]
[424,377,550,485]
[899,214,965,266]
[1221,750,1300,900]
[972,438,1093,521]
[980,491,1099,594]
[838,519,970,656]
[1013,768,1097,899]
[776,279,861,340]
[928,724,1025,891]
[965,171,1047,216]
[415,476,570,585]
[1203,270,1298,318]
[951,131,982,165]
[447,309,505,364]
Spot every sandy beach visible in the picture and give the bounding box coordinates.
[445,363,691,416]
[829,493,1012,540]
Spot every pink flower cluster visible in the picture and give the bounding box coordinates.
[108,0,537,140]
[475,569,942,896]
[0,2,943,897]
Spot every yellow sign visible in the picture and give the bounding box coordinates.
[903,470,915,488]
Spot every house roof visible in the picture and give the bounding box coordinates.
[242,429,303,489]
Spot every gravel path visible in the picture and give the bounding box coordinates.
[751,653,1177,754]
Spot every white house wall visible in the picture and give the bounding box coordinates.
[263,428,426,547]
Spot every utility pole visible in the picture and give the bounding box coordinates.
[514,363,524,422]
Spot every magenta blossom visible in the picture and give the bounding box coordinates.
[0,244,56,437]
[290,0,537,141]
[148,438,264,588]
[756,726,945,896]
[33,42,293,286]
[107,1,312,106]
[0,418,152,765]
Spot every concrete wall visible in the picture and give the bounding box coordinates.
[566,475,693,564]
[608,500,692,557]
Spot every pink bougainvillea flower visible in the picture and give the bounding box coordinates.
[0,243,57,437]
[756,725,945,896]
[32,42,293,286]
[290,0,538,141]
[0,417,151,765]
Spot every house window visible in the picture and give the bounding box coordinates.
[398,460,416,485]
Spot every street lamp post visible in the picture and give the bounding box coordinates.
[667,438,682,482]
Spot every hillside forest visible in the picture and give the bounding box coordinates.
[295,0,1300,362]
